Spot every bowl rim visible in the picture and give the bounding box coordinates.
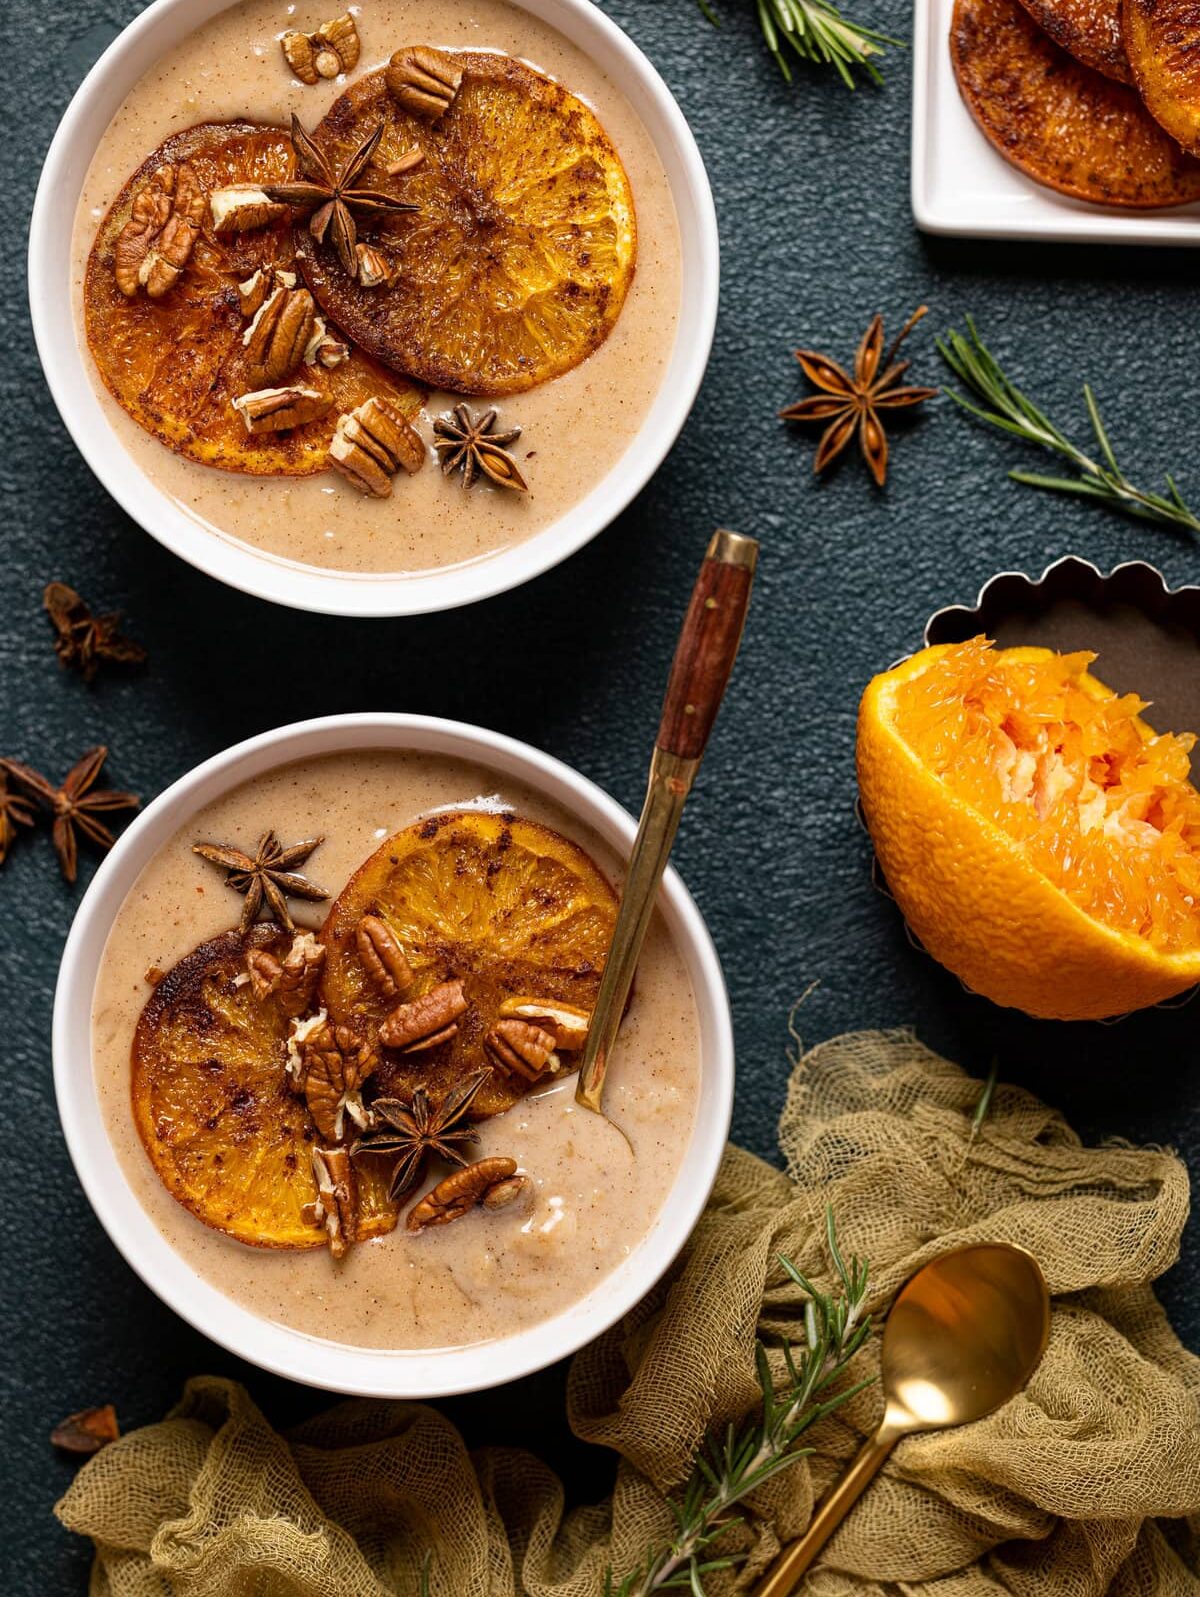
[53,713,734,1397]
[28,0,719,618]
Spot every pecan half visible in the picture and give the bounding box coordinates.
[303,1021,379,1141]
[210,185,289,233]
[497,997,590,1051]
[379,978,467,1051]
[485,1017,560,1082]
[114,163,205,299]
[285,1007,328,1090]
[386,46,464,121]
[283,14,360,83]
[407,1156,520,1230]
[356,914,413,998]
[276,931,327,1016]
[244,285,318,385]
[232,385,331,434]
[310,1145,358,1257]
[328,396,426,497]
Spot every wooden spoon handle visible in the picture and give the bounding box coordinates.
[657,530,758,760]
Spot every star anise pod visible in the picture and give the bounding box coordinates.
[2,748,139,883]
[265,115,416,278]
[0,770,35,866]
[351,1067,490,1201]
[780,305,937,487]
[433,405,528,492]
[192,831,329,934]
[43,581,147,683]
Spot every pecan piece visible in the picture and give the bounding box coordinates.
[51,1405,120,1455]
[232,385,331,434]
[303,317,349,369]
[246,933,326,1011]
[317,14,360,70]
[310,1146,358,1257]
[283,14,360,82]
[303,1021,379,1141]
[210,185,289,233]
[282,30,319,83]
[356,914,413,998]
[329,396,426,497]
[387,46,464,120]
[285,1007,329,1091]
[114,163,205,299]
[497,997,590,1050]
[355,241,393,287]
[244,285,318,385]
[379,978,468,1051]
[407,1157,520,1230]
[485,1017,560,1082]
[238,268,269,318]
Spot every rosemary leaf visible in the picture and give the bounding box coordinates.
[697,0,901,87]
[939,319,1200,537]
[604,1207,873,1596]
[969,1058,999,1146]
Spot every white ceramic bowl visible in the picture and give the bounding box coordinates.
[29,0,718,618]
[53,714,733,1396]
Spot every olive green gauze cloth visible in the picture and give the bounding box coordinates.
[57,1029,1200,1595]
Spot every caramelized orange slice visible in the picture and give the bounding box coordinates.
[132,926,395,1247]
[951,0,1200,208]
[858,639,1200,1020]
[1124,0,1200,154]
[320,809,618,1117]
[1013,0,1130,81]
[84,120,423,475]
[298,52,637,395]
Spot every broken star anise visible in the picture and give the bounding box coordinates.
[780,305,937,487]
[351,1067,490,1201]
[0,771,35,866]
[2,748,139,883]
[192,831,329,934]
[265,115,416,278]
[433,405,529,492]
[44,581,147,683]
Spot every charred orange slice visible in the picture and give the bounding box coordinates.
[133,926,396,1247]
[84,120,423,475]
[320,810,618,1117]
[1014,0,1130,80]
[297,52,637,395]
[1124,0,1200,154]
[858,639,1200,1020]
[951,0,1200,208]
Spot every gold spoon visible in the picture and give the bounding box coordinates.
[575,529,758,1116]
[754,1241,1051,1597]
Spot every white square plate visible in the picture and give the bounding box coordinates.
[911,0,1200,244]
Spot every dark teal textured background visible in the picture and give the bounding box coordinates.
[6,0,1199,1586]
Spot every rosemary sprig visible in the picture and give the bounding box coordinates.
[696,0,901,88]
[939,319,1200,536]
[605,1208,873,1596]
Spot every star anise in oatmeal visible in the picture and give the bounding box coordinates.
[779,306,936,487]
[43,582,147,683]
[192,831,329,934]
[265,115,416,278]
[351,1067,490,1201]
[433,405,528,492]
[2,748,139,882]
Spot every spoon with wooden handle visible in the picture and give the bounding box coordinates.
[575,529,758,1116]
[753,1241,1050,1597]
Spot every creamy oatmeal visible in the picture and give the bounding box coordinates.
[70,0,682,576]
[91,750,700,1351]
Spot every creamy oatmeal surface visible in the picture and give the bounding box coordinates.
[91,751,700,1351]
[70,0,682,576]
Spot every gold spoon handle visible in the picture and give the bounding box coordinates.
[575,530,758,1114]
[753,1424,901,1597]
